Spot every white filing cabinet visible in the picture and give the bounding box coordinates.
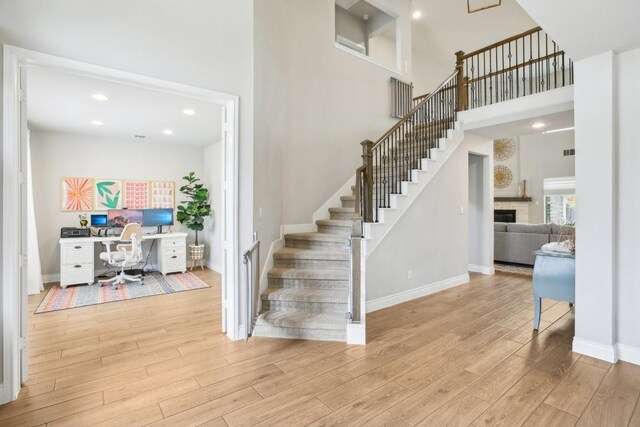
[58,232,188,287]
[158,236,187,275]
[60,241,95,288]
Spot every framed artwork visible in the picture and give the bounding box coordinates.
[61,177,94,211]
[94,179,122,210]
[123,180,150,209]
[150,181,175,208]
[468,0,501,14]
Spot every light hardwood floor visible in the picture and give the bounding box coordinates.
[1,270,639,426]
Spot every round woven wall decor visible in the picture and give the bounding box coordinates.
[494,165,513,189]
[494,138,516,161]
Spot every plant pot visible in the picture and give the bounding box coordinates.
[188,244,205,260]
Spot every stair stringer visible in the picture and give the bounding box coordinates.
[363,126,465,257]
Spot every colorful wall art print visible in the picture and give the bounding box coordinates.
[61,177,94,211]
[94,179,122,210]
[123,180,150,209]
[150,181,175,209]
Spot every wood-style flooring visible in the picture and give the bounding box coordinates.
[1,270,639,426]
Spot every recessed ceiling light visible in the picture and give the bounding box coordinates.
[90,120,104,126]
[412,10,422,19]
[163,129,174,135]
[543,126,575,134]
[91,93,108,101]
[182,109,196,116]
[532,122,545,129]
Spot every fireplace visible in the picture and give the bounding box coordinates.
[494,209,516,223]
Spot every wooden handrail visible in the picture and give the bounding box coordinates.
[465,50,565,84]
[462,26,542,60]
[373,69,458,151]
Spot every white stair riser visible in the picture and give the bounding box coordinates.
[329,211,353,220]
[253,325,346,341]
[262,300,347,313]
[268,277,348,290]
[274,258,349,269]
[285,239,349,251]
[317,224,352,236]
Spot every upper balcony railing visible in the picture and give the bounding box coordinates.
[455,26,574,111]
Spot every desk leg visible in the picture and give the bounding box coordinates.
[533,295,542,330]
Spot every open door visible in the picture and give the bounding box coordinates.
[19,65,29,384]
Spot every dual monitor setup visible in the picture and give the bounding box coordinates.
[91,208,174,234]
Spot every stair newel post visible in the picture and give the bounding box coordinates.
[361,139,374,223]
[455,50,466,112]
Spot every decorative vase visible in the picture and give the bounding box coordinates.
[521,180,528,198]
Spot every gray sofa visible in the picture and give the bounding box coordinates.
[494,223,574,265]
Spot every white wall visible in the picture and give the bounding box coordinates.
[468,153,486,268]
[411,49,453,97]
[203,142,224,272]
[335,6,367,44]
[366,133,493,307]
[29,130,206,277]
[253,0,412,272]
[519,131,575,223]
[0,0,254,383]
[572,51,617,362]
[274,0,412,225]
[616,47,640,361]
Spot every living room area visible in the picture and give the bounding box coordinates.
[489,112,576,272]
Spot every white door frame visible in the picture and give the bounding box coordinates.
[2,45,241,403]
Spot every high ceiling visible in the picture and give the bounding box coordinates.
[516,0,640,60]
[411,0,536,63]
[27,66,222,146]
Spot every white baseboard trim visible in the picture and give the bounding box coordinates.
[616,344,640,366]
[572,337,618,363]
[0,382,7,405]
[346,322,366,345]
[366,274,470,313]
[42,273,60,284]
[468,264,493,275]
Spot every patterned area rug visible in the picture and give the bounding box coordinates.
[35,271,210,313]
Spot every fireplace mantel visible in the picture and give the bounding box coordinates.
[494,197,532,202]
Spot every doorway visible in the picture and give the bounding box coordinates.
[468,153,492,274]
[2,46,240,403]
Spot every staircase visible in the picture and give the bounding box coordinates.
[251,26,574,343]
[252,191,356,341]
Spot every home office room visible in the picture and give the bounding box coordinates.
[21,64,225,390]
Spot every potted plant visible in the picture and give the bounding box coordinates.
[176,172,212,268]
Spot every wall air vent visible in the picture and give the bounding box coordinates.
[563,149,575,156]
[336,35,366,55]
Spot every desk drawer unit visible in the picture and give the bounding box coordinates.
[158,237,187,275]
[60,242,94,288]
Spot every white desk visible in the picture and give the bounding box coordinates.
[58,232,188,288]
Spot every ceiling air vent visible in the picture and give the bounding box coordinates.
[563,149,575,156]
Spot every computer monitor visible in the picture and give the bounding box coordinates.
[107,209,144,228]
[90,214,108,227]
[143,208,174,234]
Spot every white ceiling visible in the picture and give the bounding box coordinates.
[467,109,574,139]
[27,66,222,146]
[516,0,640,61]
[411,0,536,61]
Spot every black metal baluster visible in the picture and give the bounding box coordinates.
[553,41,557,89]
[515,40,519,97]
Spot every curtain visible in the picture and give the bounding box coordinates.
[27,131,44,295]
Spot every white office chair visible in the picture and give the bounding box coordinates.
[98,223,144,289]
